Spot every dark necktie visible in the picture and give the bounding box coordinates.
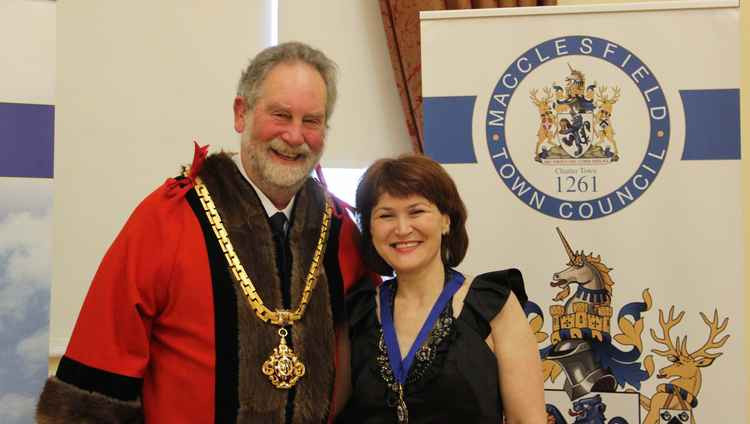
[270,211,296,423]
[269,212,291,309]
[269,212,288,240]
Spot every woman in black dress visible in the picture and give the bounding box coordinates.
[339,154,546,423]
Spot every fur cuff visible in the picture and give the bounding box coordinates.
[36,377,143,424]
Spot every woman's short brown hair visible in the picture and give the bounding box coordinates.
[355,154,469,275]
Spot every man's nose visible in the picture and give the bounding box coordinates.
[281,122,305,146]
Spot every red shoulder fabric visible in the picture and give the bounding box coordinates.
[332,196,379,294]
[315,165,379,293]
[65,182,184,376]
[63,179,216,423]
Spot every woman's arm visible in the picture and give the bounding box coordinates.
[490,291,547,424]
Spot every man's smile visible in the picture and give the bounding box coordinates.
[271,148,304,162]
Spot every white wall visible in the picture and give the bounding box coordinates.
[279,0,412,168]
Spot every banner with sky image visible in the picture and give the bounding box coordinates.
[0,1,55,422]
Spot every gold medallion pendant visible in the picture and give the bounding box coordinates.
[262,328,305,389]
[192,175,332,391]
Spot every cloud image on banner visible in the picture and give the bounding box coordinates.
[0,180,53,424]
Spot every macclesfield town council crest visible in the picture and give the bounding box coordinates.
[486,36,671,220]
[530,64,621,163]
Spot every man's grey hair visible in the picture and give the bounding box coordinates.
[237,41,338,123]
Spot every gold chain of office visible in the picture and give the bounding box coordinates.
[193,175,332,389]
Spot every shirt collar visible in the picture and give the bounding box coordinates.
[232,154,295,220]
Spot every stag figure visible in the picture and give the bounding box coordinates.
[640,307,729,424]
[594,86,620,158]
[531,87,557,156]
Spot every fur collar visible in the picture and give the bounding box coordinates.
[199,153,335,423]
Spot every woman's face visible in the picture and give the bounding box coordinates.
[370,192,449,276]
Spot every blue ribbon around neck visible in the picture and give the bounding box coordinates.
[379,269,465,385]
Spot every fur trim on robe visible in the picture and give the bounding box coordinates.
[36,377,143,424]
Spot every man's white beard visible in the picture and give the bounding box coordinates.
[242,133,322,190]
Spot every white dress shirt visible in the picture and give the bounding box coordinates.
[232,154,295,222]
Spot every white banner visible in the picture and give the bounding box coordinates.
[421,1,743,422]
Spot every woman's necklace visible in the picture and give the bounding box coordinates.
[194,176,332,389]
[379,269,465,423]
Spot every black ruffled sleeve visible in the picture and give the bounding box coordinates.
[459,268,528,339]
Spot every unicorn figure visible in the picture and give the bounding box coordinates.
[546,228,618,400]
[551,227,614,317]
[530,229,651,404]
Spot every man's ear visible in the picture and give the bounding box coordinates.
[233,96,247,133]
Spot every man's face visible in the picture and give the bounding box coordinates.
[235,62,327,191]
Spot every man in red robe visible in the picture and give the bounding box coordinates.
[36,41,368,423]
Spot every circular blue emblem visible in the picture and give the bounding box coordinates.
[486,36,670,220]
